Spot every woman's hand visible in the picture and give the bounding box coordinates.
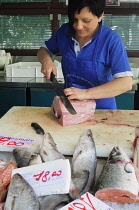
[37,47,57,80]
[41,61,57,80]
[64,87,88,100]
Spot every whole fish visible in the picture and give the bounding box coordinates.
[71,129,97,195]
[39,132,80,200]
[13,148,34,167]
[95,146,139,204]
[4,173,40,210]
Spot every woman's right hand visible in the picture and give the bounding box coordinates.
[41,60,57,80]
[37,47,57,80]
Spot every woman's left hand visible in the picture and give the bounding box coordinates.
[64,87,88,100]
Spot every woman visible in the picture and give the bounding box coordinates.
[37,0,133,109]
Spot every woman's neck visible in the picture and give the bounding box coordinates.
[74,24,100,48]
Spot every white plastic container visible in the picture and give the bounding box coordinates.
[5,61,64,78]
[0,57,6,68]
[0,50,6,56]
[0,51,12,68]
[5,62,43,78]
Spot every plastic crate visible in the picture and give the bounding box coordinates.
[5,62,43,78]
[5,61,64,78]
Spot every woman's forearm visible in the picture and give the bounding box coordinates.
[64,76,133,100]
[87,76,133,99]
[37,47,52,64]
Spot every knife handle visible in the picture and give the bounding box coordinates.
[31,123,45,135]
[50,72,55,82]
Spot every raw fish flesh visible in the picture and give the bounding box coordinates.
[51,96,96,126]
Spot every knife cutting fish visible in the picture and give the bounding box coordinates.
[50,72,77,115]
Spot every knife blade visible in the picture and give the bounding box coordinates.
[50,72,77,115]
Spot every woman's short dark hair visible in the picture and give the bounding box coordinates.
[68,0,106,34]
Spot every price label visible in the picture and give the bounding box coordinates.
[60,192,114,210]
[12,159,71,196]
[33,169,62,182]
[0,136,35,149]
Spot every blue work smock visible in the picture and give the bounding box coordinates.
[43,23,133,109]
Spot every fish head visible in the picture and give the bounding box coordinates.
[72,129,96,163]
[77,129,95,148]
[108,146,131,164]
[42,132,57,149]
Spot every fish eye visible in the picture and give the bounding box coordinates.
[124,163,133,173]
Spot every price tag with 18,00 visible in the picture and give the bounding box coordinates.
[12,159,71,196]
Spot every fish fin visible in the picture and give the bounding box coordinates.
[79,170,90,194]
[70,170,91,198]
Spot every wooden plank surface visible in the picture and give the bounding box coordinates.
[0,106,138,158]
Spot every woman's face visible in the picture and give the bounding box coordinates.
[73,7,104,38]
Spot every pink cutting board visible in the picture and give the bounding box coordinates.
[0,106,138,158]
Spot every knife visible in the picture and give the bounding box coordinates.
[31,122,45,135]
[31,122,45,151]
[50,72,77,115]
